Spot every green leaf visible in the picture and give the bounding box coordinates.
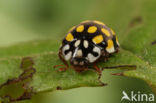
[0,51,104,102]
[0,41,153,102]
[121,0,156,94]
[124,66,156,93]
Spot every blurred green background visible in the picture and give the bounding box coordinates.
[0,0,155,103]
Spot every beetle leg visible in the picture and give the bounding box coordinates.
[53,49,69,72]
[93,63,102,79]
[53,65,68,72]
[55,66,68,72]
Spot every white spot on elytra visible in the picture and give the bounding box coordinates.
[62,44,70,52]
[87,53,98,63]
[73,48,83,57]
[64,51,72,60]
[106,47,115,53]
[76,49,83,57]
[83,40,89,48]
[93,46,101,56]
[74,40,81,47]
[87,46,101,63]
[62,44,70,56]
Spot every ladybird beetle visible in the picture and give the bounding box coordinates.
[54,20,119,77]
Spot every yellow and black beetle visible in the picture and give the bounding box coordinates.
[54,20,120,77]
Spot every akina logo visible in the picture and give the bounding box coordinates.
[121,91,155,102]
